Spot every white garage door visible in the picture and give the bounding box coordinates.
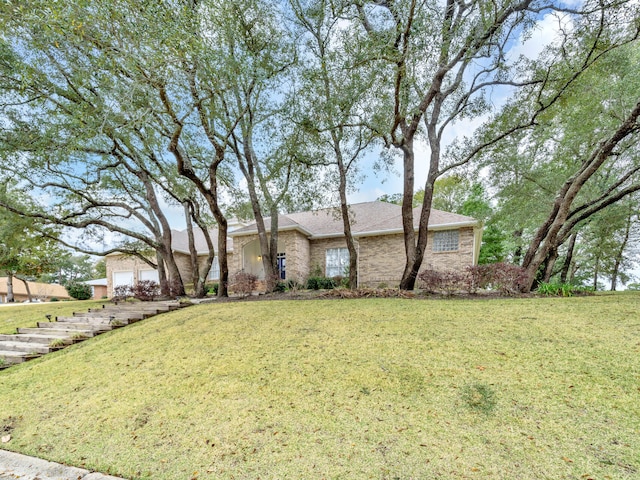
[139,269,160,282]
[113,271,134,288]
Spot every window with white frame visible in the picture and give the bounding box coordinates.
[326,248,349,277]
[208,261,220,281]
[432,229,459,252]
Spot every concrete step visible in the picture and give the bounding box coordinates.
[0,341,51,354]
[17,328,96,338]
[56,316,134,326]
[93,304,168,311]
[0,333,73,345]
[105,302,181,311]
[37,321,111,332]
[0,300,190,369]
[73,311,147,319]
[0,350,37,365]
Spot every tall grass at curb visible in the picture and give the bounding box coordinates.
[0,294,638,479]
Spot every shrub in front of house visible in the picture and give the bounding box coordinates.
[285,279,303,291]
[418,263,528,296]
[306,276,337,290]
[489,262,527,295]
[207,283,219,296]
[231,272,258,298]
[65,281,93,300]
[418,269,467,295]
[112,284,133,301]
[131,280,160,301]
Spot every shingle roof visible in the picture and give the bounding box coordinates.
[229,201,478,239]
[170,228,234,255]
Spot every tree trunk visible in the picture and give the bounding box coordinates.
[160,244,184,297]
[593,254,600,291]
[265,203,280,292]
[237,144,278,292]
[137,170,185,296]
[169,93,229,297]
[521,100,640,292]
[512,230,524,265]
[610,209,632,291]
[337,155,358,289]
[399,142,418,290]
[6,272,14,302]
[400,142,439,291]
[184,202,205,297]
[560,231,577,284]
[155,251,169,296]
[541,247,558,283]
[16,276,32,302]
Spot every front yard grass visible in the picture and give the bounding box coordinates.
[0,294,638,479]
[0,299,105,334]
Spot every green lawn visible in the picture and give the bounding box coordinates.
[0,294,638,479]
[0,300,105,334]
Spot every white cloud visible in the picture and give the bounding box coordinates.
[507,13,574,63]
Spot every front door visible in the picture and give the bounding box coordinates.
[277,253,286,280]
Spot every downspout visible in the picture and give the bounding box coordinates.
[356,239,360,288]
[473,222,483,265]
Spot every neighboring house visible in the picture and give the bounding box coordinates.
[83,278,108,299]
[0,277,71,302]
[105,201,482,295]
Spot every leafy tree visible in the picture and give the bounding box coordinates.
[430,176,470,213]
[290,0,378,288]
[39,254,95,285]
[65,281,93,300]
[0,189,65,301]
[355,0,638,290]
[0,0,235,297]
[93,259,107,279]
[475,40,640,291]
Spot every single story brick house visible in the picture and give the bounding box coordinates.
[0,277,71,302]
[105,201,482,296]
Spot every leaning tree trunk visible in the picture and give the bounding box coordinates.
[610,211,632,291]
[16,277,32,302]
[541,247,559,283]
[238,146,278,292]
[560,231,577,284]
[521,100,640,292]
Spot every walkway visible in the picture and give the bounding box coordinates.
[0,449,125,479]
